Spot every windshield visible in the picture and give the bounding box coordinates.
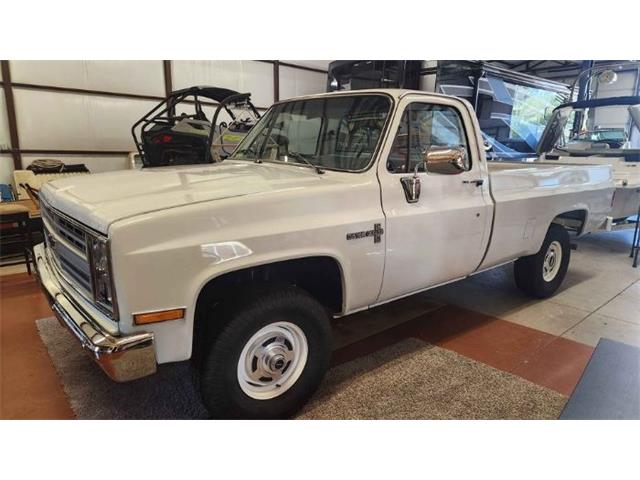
[574,130,626,142]
[542,104,640,152]
[478,79,566,159]
[436,70,567,160]
[231,94,392,171]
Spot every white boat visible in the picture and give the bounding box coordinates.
[535,64,640,228]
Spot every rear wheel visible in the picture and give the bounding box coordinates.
[199,285,332,419]
[514,223,570,298]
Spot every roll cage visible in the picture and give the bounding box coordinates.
[132,86,261,167]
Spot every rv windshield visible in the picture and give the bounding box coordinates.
[435,66,568,160]
[475,79,566,159]
[231,94,392,171]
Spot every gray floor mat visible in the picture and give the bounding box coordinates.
[560,338,640,419]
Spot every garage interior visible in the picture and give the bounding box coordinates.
[1,59,639,420]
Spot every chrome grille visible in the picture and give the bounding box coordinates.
[41,201,92,295]
[41,202,88,256]
[56,246,92,290]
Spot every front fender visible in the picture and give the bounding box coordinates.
[190,247,350,317]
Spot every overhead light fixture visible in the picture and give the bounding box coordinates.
[598,70,618,85]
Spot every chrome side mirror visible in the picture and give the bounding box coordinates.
[424,146,467,174]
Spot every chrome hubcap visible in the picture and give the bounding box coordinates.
[542,241,562,282]
[237,322,308,400]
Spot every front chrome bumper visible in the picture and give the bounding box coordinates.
[34,243,157,382]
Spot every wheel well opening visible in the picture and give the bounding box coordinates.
[552,209,587,235]
[193,257,344,357]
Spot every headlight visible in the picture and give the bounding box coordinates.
[88,235,116,317]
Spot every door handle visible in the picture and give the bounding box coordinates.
[400,176,421,203]
[462,179,484,187]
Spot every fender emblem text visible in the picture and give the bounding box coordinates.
[346,223,384,243]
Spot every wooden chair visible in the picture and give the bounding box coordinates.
[0,203,35,274]
[19,183,40,207]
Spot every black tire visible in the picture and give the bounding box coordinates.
[514,223,570,299]
[199,285,332,419]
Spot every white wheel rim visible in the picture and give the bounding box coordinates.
[237,321,308,400]
[542,241,562,282]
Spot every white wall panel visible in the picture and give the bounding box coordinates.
[591,106,629,130]
[0,155,13,186]
[2,60,328,181]
[0,94,10,150]
[593,71,639,129]
[172,61,274,108]
[14,89,156,151]
[87,96,157,150]
[10,60,165,97]
[419,61,438,92]
[595,70,637,99]
[22,154,129,174]
[279,66,326,100]
[283,61,329,71]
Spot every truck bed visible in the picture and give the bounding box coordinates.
[478,161,615,269]
[544,154,640,189]
[541,155,640,219]
[487,161,613,197]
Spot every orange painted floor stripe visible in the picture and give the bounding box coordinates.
[0,273,75,419]
[513,337,594,396]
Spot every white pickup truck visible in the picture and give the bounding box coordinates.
[35,89,614,418]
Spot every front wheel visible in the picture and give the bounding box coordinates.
[199,285,332,419]
[514,223,571,299]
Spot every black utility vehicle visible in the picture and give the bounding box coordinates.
[132,86,261,167]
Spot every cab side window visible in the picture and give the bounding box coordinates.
[387,103,471,173]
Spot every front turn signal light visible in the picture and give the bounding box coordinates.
[134,308,185,325]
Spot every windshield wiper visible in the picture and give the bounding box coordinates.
[284,151,325,175]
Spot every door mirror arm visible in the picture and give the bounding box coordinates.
[400,146,467,204]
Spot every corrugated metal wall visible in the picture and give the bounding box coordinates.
[0,60,329,186]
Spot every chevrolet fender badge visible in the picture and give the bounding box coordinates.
[346,223,384,243]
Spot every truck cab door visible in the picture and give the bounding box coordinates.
[376,95,493,303]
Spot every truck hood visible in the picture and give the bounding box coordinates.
[40,160,329,233]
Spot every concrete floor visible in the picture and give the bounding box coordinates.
[0,228,638,419]
[424,229,640,348]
